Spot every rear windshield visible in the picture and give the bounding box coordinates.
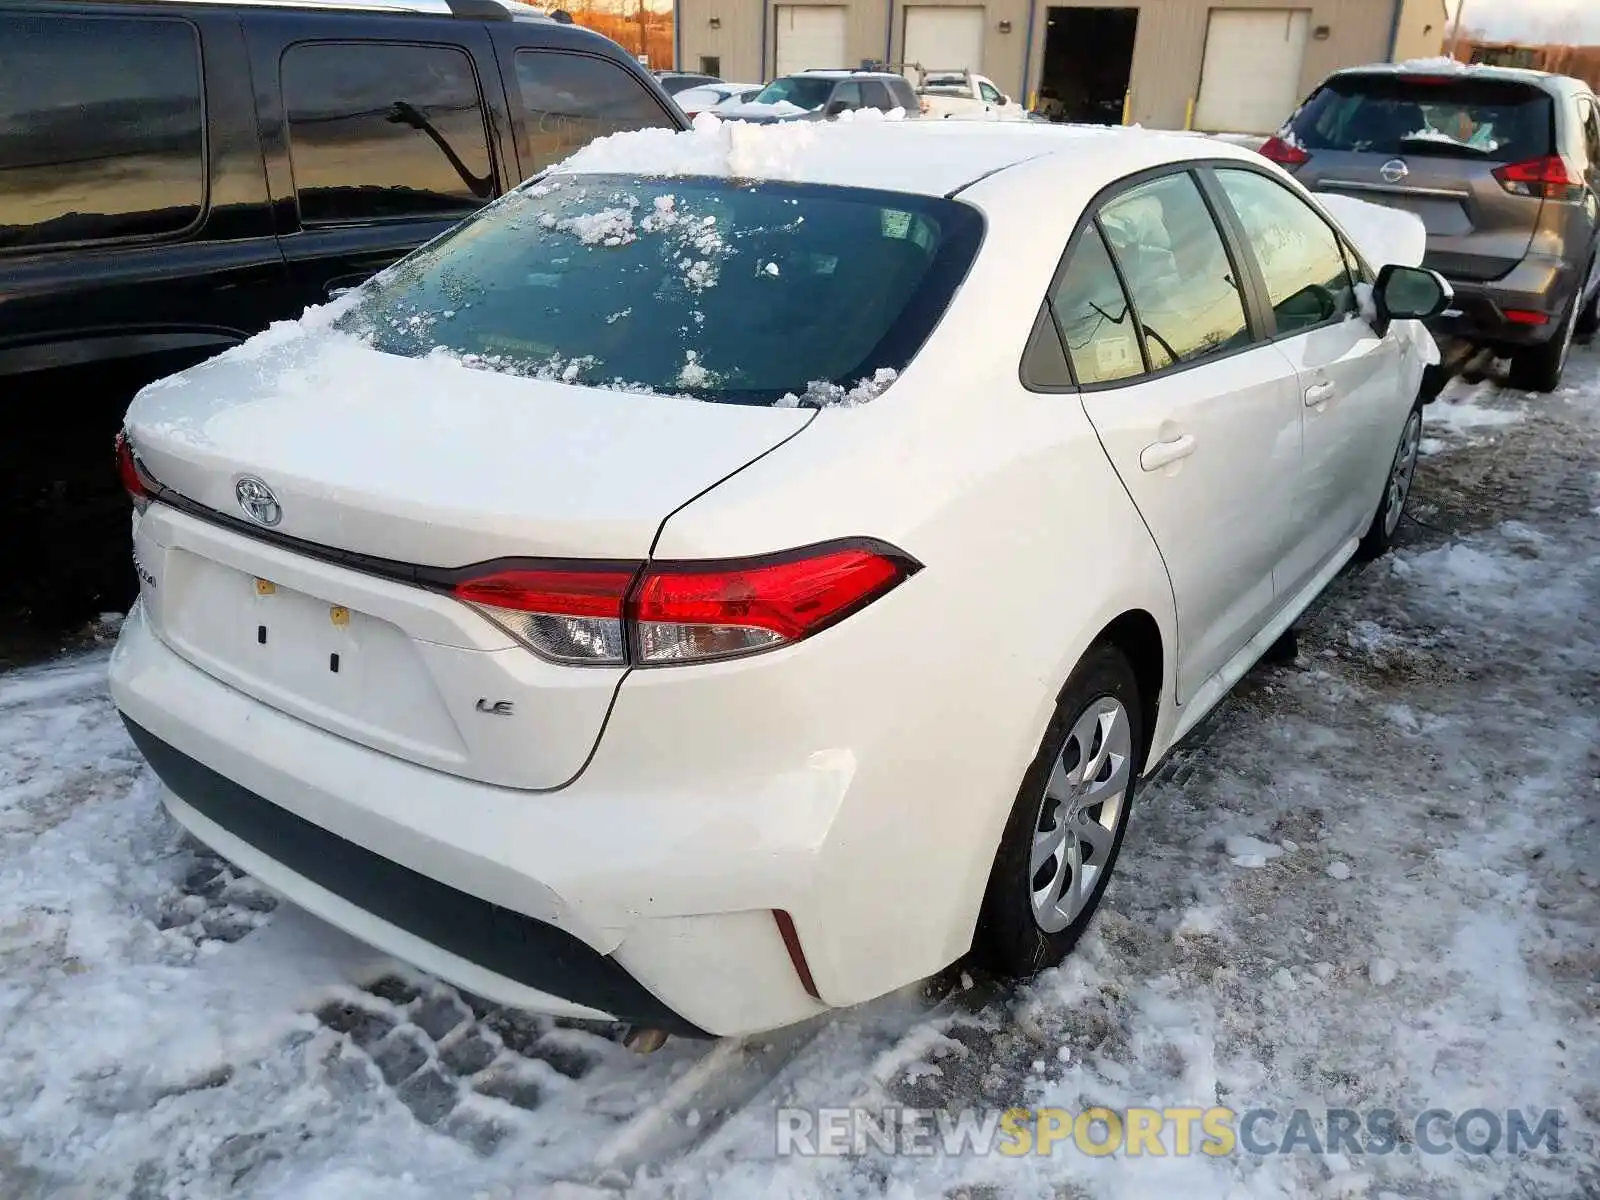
[1289,75,1554,162]
[752,77,835,110]
[335,174,983,406]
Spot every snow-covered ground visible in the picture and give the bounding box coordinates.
[2,344,1598,1199]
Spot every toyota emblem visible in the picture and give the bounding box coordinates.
[235,476,282,527]
[1380,158,1409,184]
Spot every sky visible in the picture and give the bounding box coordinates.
[1458,0,1600,43]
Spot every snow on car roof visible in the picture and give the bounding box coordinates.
[546,111,1258,198]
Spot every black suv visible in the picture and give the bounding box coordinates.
[0,0,687,629]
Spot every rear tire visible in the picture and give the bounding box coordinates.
[973,644,1143,978]
[1576,277,1600,339]
[1355,401,1423,562]
[1507,290,1578,393]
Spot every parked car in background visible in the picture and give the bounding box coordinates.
[671,81,764,119]
[1260,62,1600,392]
[652,71,721,96]
[111,119,1450,1040]
[0,0,687,630]
[917,69,1029,121]
[718,69,922,124]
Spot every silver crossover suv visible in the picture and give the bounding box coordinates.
[1261,64,1600,392]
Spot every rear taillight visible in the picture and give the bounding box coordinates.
[115,429,155,513]
[1493,156,1584,201]
[447,540,920,668]
[1258,135,1310,168]
[452,565,636,666]
[1502,308,1550,326]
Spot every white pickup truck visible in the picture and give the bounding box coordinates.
[916,69,1030,121]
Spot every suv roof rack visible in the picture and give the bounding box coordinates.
[130,0,568,21]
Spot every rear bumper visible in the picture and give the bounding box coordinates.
[1429,253,1581,349]
[122,715,710,1036]
[110,601,834,1037]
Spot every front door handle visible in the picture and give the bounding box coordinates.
[1139,433,1197,472]
[1304,381,1337,407]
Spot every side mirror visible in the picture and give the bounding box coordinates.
[825,100,848,116]
[1373,264,1452,334]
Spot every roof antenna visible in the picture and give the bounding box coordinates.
[549,7,573,21]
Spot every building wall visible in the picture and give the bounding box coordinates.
[888,0,1033,99]
[679,0,1426,129]
[1389,0,1449,63]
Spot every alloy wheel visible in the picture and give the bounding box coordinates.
[1029,697,1132,934]
[1383,409,1423,539]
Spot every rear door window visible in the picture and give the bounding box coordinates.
[335,175,983,406]
[282,41,493,225]
[1580,98,1600,165]
[1098,173,1254,371]
[888,79,920,111]
[1214,169,1356,334]
[514,51,675,176]
[861,81,895,111]
[1288,75,1555,162]
[0,11,204,251]
[1048,225,1145,385]
[831,82,866,112]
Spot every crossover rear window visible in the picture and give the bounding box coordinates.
[336,174,983,406]
[1288,74,1555,163]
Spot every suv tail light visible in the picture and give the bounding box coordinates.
[1258,135,1310,168]
[447,540,920,668]
[1493,156,1584,201]
[115,429,155,513]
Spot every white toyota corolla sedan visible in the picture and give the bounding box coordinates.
[109,117,1449,1039]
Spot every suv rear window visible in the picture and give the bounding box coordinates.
[1288,74,1555,163]
[337,174,983,406]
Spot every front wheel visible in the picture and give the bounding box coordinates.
[973,644,1143,977]
[1355,402,1423,562]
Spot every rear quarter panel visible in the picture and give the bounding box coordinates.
[639,151,1183,1003]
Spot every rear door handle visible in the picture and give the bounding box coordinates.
[1305,381,1337,406]
[1139,434,1196,471]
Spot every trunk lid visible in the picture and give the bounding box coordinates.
[125,330,810,789]
[128,329,811,564]
[1288,71,1556,283]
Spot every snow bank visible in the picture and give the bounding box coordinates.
[1396,55,1476,74]
[1315,192,1427,269]
[549,111,824,183]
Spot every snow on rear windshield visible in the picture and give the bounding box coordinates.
[335,175,982,406]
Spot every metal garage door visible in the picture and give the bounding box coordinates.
[774,6,847,76]
[904,6,985,74]
[1194,9,1310,134]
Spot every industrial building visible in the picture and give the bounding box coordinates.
[672,0,1451,133]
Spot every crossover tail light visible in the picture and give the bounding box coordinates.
[1493,156,1584,201]
[115,429,156,513]
[447,540,920,667]
[1258,135,1310,168]
[1502,309,1550,326]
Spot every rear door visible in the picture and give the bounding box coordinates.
[1208,164,1402,594]
[1056,169,1303,702]
[244,12,511,313]
[1288,72,1559,284]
